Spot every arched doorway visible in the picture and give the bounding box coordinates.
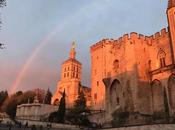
[168,74,175,110]
[151,79,164,113]
[110,79,123,111]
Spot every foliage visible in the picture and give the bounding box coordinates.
[111,108,129,127]
[48,90,65,123]
[43,89,52,104]
[0,90,8,111]
[33,88,46,103]
[0,0,6,7]
[67,90,90,126]
[57,90,66,123]
[1,91,36,119]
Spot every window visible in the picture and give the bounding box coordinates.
[158,50,166,68]
[76,73,78,78]
[64,68,66,72]
[97,81,99,86]
[64,73,66,78]
[67,72,69,77]
[94,93,97,100]
[148,60,151,70]
[113,59,119,72]
[68,67,69,71]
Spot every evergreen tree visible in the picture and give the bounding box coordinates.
[0,90,8,111]
[44,88,52,104]
[67,89,90,126]
[57,90,66,123]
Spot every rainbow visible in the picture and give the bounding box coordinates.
[9,0,104,94]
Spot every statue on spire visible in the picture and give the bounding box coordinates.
[70,41,76,59]
[72,41,76,49]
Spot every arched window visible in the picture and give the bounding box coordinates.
[158,50,166,68]
[113,59,119,73]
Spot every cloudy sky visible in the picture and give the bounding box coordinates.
[0,0,168,93]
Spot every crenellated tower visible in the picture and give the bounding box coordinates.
[167,0,175,64]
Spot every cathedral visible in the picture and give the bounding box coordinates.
[52,43,91,108]
[90,0,175,123]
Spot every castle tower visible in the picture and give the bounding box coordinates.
[52,42,82,108]
[167,0,175,64]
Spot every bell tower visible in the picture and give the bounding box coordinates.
[52,42,82,108]
[167,0,175,64]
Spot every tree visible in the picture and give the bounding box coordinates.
[0,0,6,48]
[57,90,66,123]
[0,0,6,7]
[67,90,90,126]
[43,88,52,104]
[0,90,8,111]
[48,90,66,123]
[1,91,36,119]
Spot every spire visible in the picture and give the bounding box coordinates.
[168,0,175,9]
[69,41,76,59]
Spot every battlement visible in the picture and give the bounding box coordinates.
[90,38,114,51]
[149,28,169,41]
[90,32,147,51]
[90,28,169,51]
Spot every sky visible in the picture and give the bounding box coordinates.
[0,0,168,94]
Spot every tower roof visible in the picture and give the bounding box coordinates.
[168,0,175,9]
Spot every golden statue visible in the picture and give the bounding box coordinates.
[72,41,76,49]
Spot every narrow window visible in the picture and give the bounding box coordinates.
[97,81,99,86]
[94,93,97,100]
[148,60,151,70]
[158,50,166,68]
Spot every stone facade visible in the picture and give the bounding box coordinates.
[16,103,58,121]
[52,43,91,108]
[90,0,175,122]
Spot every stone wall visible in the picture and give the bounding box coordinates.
[16,103,58,121]
[100,124,175,130]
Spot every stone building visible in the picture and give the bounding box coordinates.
[16,103,58,121]
[90,0,175,122]
[52,43,91,108]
